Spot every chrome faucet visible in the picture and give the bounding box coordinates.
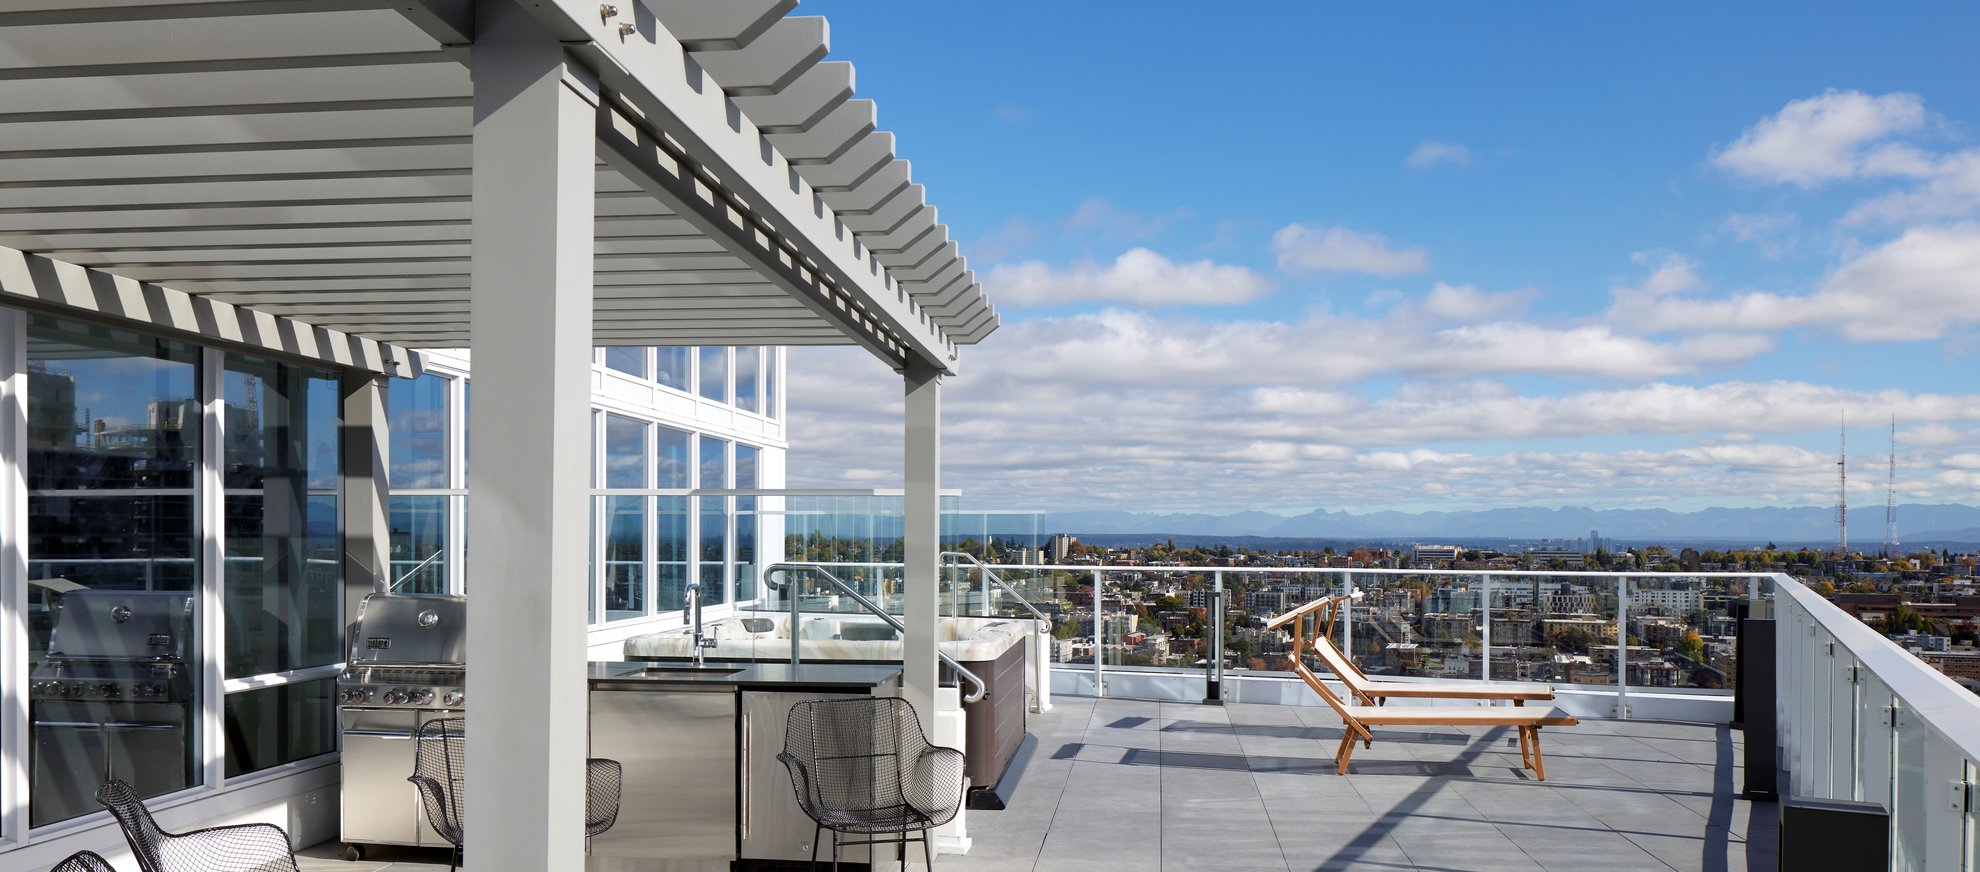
[684,581,716,667]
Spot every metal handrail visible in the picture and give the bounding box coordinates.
[762,563,986,704]
[940,550,1048,622]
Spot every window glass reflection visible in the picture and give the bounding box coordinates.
[387,373,448,488]
[389,496,448,594]
[734,346,760,413]
[604,347,648,379]
[735,444,758,603]
[764,348,779,420]
[25,314,201,827]
[224,679,336,777]
[604,414,647,489]
[655,347,689,392]
[699,435,728,605]
[223,354,342,679]
[698,346,727,403]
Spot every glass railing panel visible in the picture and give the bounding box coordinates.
[1828,651,1859,801]
[1626,573,1742,691]
[1807,629,1835,798]
[1966,759,1978,870]
[1856,673,1895,813]
[1893,701,1928,872]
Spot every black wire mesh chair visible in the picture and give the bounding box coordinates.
[95,779,300,872]
[408,717,625,872]
[778,697,968,870]
[48,851,117,872]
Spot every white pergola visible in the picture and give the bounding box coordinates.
[0,1,996,867]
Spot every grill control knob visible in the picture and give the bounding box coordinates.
[66,683,88,698]
[384,689,408,705]
[442,690,465,707]
[33,681,59,697]
[408,689,434,706]
[99,684,122,698]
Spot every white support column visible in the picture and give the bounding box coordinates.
[340,373,389,619]
[902,358,942,735]
[465,2,598,869]
[0,308,28,840]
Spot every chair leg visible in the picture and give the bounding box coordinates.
[810,822,822,869]
[922,827,934,870]
[830,828,841,872]
[1336,730,1359,775]
[1528,727,1548,781]
[448,844,461,872]
[899,828,908,871]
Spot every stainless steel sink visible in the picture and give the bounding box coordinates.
[619,666,745,677]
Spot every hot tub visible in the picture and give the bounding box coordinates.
[624,613,1034,803]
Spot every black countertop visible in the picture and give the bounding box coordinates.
[587,661,903,692]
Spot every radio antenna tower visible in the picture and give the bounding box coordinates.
[1836,411,1848,559]
[1885,414,1899,559]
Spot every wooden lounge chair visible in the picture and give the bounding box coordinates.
[1265,594,1579,780]
[1306,594,1556,706]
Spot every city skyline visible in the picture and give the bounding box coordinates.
[784,2,1980,515]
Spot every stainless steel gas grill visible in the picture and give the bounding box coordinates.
[29,590,196,828]
[335,593,467,862]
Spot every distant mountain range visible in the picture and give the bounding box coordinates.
[1014,503,1980,547]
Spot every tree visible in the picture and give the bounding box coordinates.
[1677,629,1705,663]
[1556,627,1594,655]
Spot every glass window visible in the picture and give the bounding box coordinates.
[604,496,646,621]
[734,346,760,414]
[699,436,728,605]
[222,354,342,679]
[604,347,648,379]
[224,678,336,777]
[655,347,690,392]
[764,348,779,420]
[388,373,449,488]
[25,314,201,828]
[735,444,759,603]
[658,427,691,612]
[600,415,649,621]
[604,414,647,489]
[389,495,449,594]
[698,346,727,403]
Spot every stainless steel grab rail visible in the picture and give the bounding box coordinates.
[762,563,986,704]
[940,550,1049,622]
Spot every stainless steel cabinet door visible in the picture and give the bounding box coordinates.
[339,708,423,846]
[589,688,738,863]
[740,690,871,865]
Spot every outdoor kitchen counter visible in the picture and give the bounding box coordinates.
[585,660,903,691]
[587,662,905,870]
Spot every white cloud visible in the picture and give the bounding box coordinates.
[983,248,1275,307]
[1272,224,1430,276]
[1409,282,1540,321]
[1608,224,1980,341]
[785,337,1980,511]
[1844,149,1980,225]
[1713,90,1926,186]
[1062,197,1193,241]
[1405,139,1473,169]
[1718,213,1800,259]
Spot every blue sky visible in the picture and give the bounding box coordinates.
[785,2,1980,515]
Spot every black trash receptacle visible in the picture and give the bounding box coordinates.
[1779,796,1887,871]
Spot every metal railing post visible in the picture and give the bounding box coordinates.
[788,569,802,667]
[1205,571,1224,705]
[1617,575,1630,719]
[1091,568,1104,697]
[1481,574,1493,682]
[1340,573,1352,661]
